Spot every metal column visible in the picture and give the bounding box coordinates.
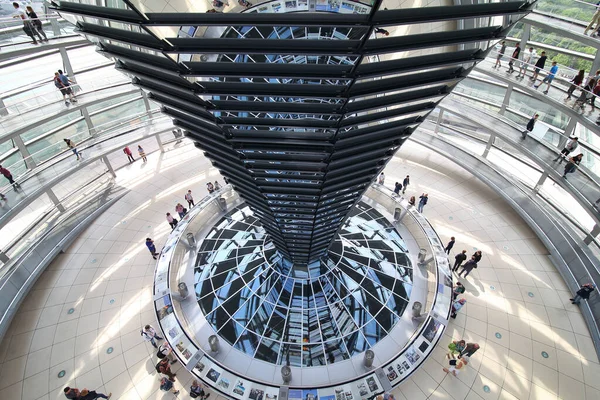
[499,84,513,115]
[591,49,600,77]
[434,109,445,134]
[519,23,531,51]
[13,135,37,169]
[155,133,165,153]
[45,188,66,212]
[562,117,578,143]
[533,170,549,194]
[584,224,600,245]
[102,155,117,178]
[81,107,96,135]
[141,90,152,117]
[0,98,8,117]
[59,47,77,88]
[482,133,496,158]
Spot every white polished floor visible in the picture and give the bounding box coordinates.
[0,139,598,400]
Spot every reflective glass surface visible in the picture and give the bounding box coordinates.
[194,202,412,367]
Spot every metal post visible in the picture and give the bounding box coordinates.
[141,90,152,117]
[584,224,600,245]
[482,133,496,159]
[13,135,37,169]
[519,24,531,52]
[533,170,549,194]
[45,188,66,212]
[499,84,513,115]
[102,156,117,178]
[155,133,165,153]
[434,109,444,134]
[50,17,60,36]
[0,97,8,117]
[562,118,577,143]
[59,47,78,89]
[81,107,96,135]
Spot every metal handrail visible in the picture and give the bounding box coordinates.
[0,111,169,192]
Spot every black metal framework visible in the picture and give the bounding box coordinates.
[52,0,535,264]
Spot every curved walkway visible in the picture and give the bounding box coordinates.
[0,117,173,227]
[0,140,597,400]
[434,97,600,226]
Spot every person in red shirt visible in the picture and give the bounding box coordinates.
[0,165,20,190]
[123,146,135,163]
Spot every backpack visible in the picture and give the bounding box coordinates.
[157,348,166,359]
[190,390,199,399]
[160,377,173,391]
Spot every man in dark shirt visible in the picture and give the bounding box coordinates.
[507,43,521,73]
[402,175,410,194]
[452,250,467,271]
[522,114,539,139]
[445,237,455,254]
[530,51,547,82]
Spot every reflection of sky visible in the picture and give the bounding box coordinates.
[193,203,413,367]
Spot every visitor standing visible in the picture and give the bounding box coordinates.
[442,355,469,377]
[145,238,159,260]
[566,70,585,100]
[157,342,178,364]
[445,237,455,254]
[58,70,77,99]
[54,72,77,106]
[141,324,163,348]
[408,196,416,207]
[450,298,467,319]
[190,380,210,399]
[506,43,520,74]
[522,114,539,139]
[517,47,536,79]
[459,343,480,358]
[138,145,147,162]
[156,358,177,381]
[214,180,222,191]
[563,154,583,179]
[206,182,215,194]
[457,257,477,278]
[417,193,428,213]
[493,41,506,69]
[378,172,385,185]
[472,250,482,263]
[453,282,465,300]
[553,137,578,163]
[530,51,547,82]
[453,250,467,272]
[175,203,186,219]
[185,190,195,207]
[123,146,135,163]
[166,213,178,230]
[534,61,558,94]
[402,175,410,193]
[394,182,402,195]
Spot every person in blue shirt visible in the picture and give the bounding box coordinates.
[145,238,159,260]
[534,61,558,95]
